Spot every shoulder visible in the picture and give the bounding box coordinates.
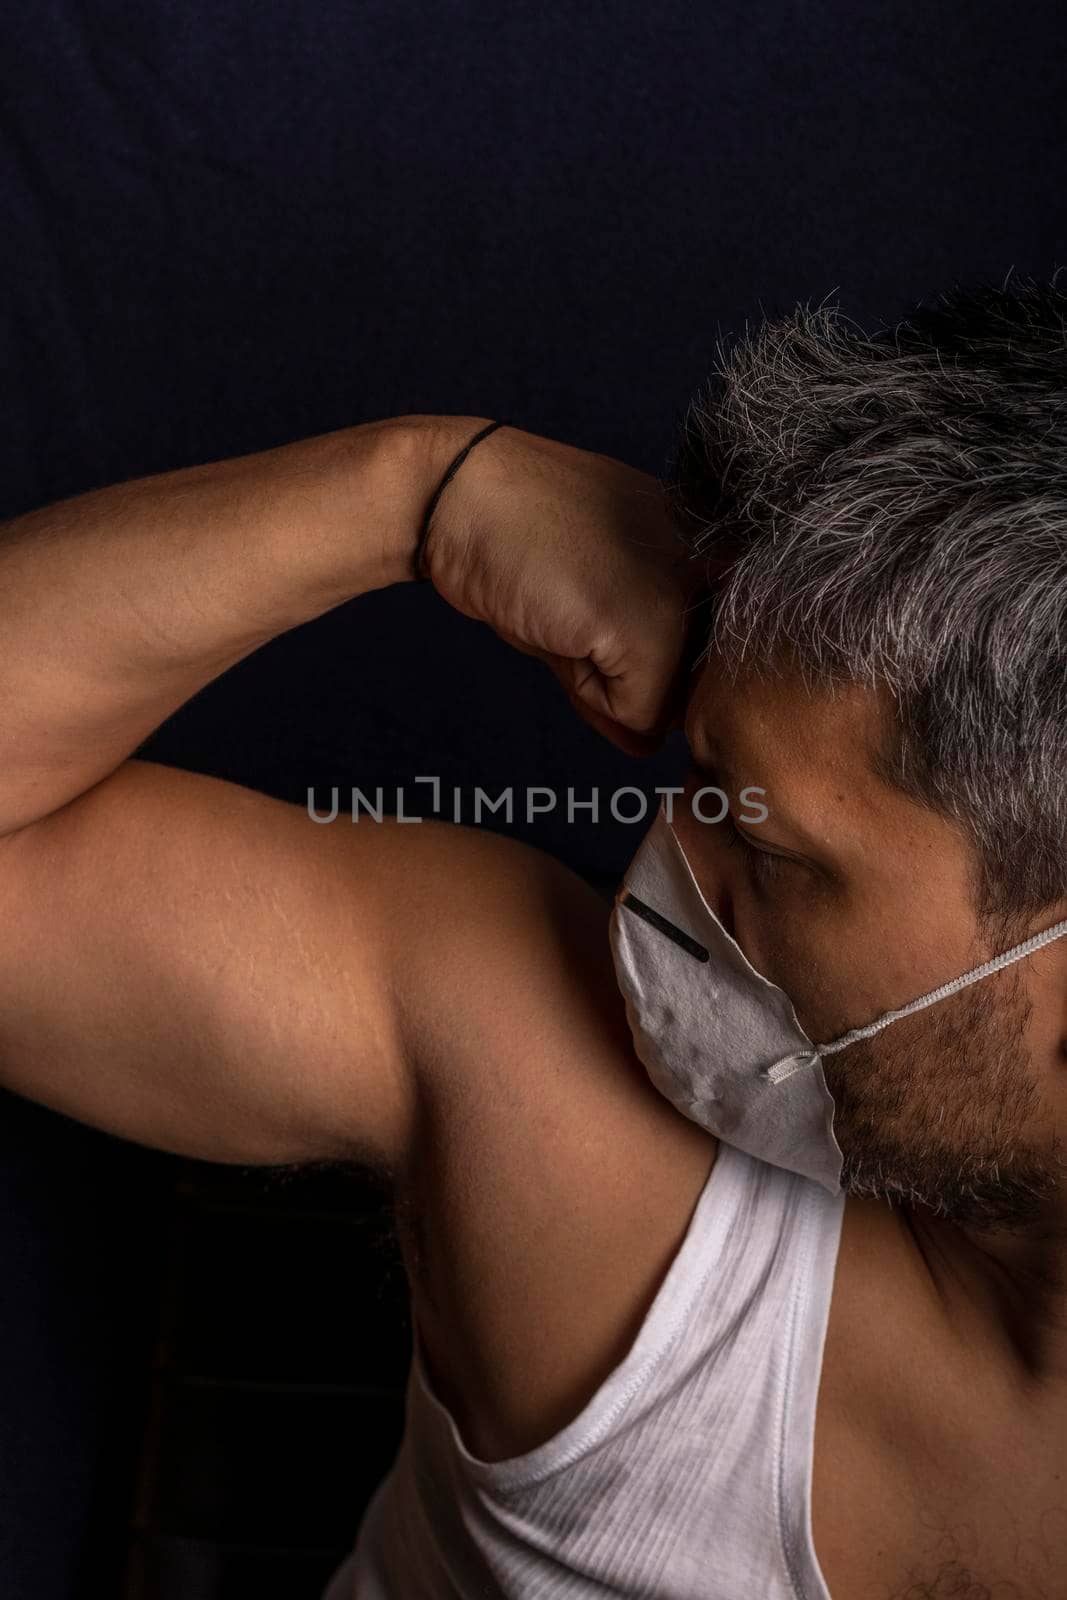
[387,818,719,1461]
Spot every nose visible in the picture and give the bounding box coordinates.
[674,783,739,939]
[692,846,736,939]
[715,880,737,942]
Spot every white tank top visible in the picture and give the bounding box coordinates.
[323,1139,846,1599]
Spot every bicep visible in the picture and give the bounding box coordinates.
[0,759,417,1171]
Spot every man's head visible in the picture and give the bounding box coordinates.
[666,278,1067,1231]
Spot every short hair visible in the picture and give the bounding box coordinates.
[665,275,1067,921]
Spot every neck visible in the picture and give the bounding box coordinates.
[908,1201,1067,1386]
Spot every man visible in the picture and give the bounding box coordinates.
[0,278,1064,1599]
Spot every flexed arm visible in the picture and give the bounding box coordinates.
[0,416,692,1170]
[0,415,694,837]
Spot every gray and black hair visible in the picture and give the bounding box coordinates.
[666,275,1067,922]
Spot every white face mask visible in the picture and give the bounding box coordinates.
[608,801,1067,1194]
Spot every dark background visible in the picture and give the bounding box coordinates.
[0,3,1064,1596]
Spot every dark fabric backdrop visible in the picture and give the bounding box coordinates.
[0,3,1064,1594]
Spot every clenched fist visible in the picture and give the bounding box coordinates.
[417,418,705,755]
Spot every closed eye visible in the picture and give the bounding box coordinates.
[721,813,823,890]
[722,813,786,885]
[690,757,825,886]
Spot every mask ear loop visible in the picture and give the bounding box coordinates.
[766,915,1067,1086]
[818,914,1067,1058]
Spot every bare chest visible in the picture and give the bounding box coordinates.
[813,1203,1067,1600]
[814,1418,1067,1599]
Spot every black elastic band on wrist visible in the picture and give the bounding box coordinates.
[414,420,509,582]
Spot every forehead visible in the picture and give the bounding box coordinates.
[682,660,984,920]
[683,659,903,835]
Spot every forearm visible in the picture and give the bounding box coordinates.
[0,412,485,834]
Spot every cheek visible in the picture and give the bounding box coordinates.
[737,897,845,1040]
[817,1034,893,1122]
[674,769,866,1029]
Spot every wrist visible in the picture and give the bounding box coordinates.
[257,415,492,622]
[261,414,502,622]
[381,413,499,586]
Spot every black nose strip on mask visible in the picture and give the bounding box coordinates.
[619,893,710,963]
